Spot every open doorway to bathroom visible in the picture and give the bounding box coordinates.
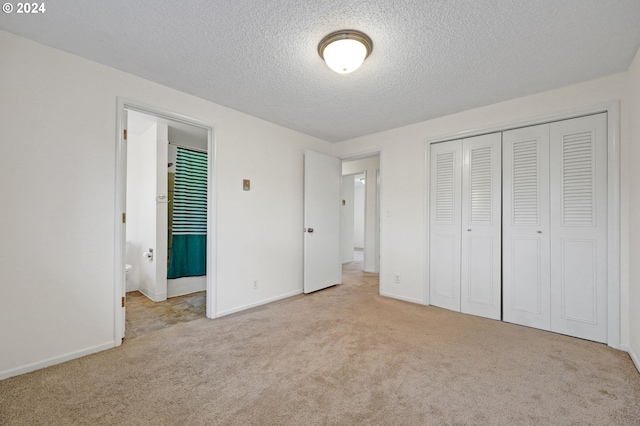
[115,100,216,344]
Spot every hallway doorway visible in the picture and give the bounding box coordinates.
[341,155,380,273]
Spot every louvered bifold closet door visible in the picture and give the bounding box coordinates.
[460,133,502,320]
[549,113,608,343]
[429,140,462,312]
[502,124,551,330]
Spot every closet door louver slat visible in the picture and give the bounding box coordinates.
[512,140,539,226]
[561,131,595,227]
[435,152,455,224]
[469,146,493,225]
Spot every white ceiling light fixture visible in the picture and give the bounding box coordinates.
[318,30,373,74]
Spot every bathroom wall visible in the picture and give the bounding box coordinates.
[168,127,207,151]
[125,125,145,292]
[126,120,169,300]
[127,117,209,299]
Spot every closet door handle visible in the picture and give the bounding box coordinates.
[467,228,472,232]
[537,230,542,234]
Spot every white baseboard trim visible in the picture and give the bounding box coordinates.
[216,290,303,318]
[380,291,425,305]
[0,341,114,381]
[621,344,640,374]
[167,276,206,298]
[138,287,167,302]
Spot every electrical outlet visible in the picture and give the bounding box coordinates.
[394,274,401,284]
[253,280,258,289]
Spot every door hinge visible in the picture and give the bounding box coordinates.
[122,212,126,223]
[122,296,125,308]
[123,129,127,140]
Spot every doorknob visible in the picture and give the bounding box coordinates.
[307,228,314,233]
[537,230,542,234]
[467,228,472,232]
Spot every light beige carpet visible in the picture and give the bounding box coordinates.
[1,257,639,425]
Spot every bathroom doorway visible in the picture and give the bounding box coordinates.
[115,99,217,344]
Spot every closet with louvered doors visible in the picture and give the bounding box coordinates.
[503,113,608,343]
[429,133,502,320]
[429,112,608,342]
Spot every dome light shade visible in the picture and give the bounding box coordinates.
[318,30,373,74]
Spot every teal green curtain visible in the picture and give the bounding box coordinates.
[168,147,208,279]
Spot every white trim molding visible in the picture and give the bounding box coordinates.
[216,290,303,318]
[621,345,640,374]
[0,342,115,381]
[380,292,425,305]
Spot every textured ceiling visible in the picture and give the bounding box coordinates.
[2,1,640,142]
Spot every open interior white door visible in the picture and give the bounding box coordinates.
[304,150,341,293]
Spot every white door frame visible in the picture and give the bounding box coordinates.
[114,98,218,345]
[424,101,621,349]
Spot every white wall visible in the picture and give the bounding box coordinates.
[340,175,355,263]
[353,183,365,248]
[627,46,640,369]
[125,123,155,292]
[168,127,208,152]
[126,120,169,301]
[333,72,632,346]
[342,157,380,272]
[0,31,332,379]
